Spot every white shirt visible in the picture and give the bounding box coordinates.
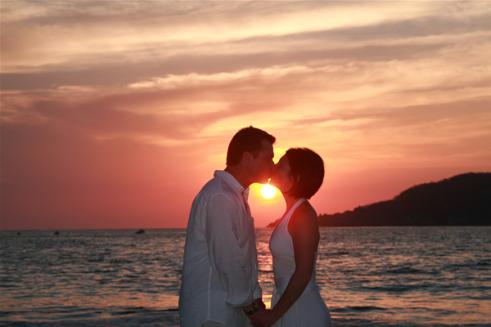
[179,170,262,327]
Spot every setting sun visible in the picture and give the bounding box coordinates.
[260,183,278,199]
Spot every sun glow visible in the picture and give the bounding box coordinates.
[260,183,278,199]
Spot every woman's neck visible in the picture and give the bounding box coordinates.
[283,193,301,212]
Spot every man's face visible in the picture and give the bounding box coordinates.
[249,140,275,184]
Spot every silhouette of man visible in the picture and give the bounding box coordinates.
[179,126,276,327]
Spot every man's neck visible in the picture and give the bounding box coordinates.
[224,166,250,189]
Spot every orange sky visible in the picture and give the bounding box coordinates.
[1,1,491,229]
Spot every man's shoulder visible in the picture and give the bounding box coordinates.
[195,175,237,204]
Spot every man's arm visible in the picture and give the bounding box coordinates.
[246,224,265,317]
[206,193,255,307]
[248,217,265,315]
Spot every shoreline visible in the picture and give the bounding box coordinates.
[3,309,488,327]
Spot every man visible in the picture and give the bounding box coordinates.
[179,126,276,327]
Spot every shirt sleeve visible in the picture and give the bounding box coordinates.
[206,193,254,307]
[251,217,263,300]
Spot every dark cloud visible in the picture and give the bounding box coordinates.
[4,3,490,91]
[238,12,491,44]
[0,41,454,91]
[292,96,491,129]
[0,74,298,141]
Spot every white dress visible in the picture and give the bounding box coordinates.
[269,198,331,327]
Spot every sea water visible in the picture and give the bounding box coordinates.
[1,227,490,326]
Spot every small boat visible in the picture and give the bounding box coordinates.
[54,230,60,236]
[135,229,145,234]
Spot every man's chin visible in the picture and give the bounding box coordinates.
[254,177,270,184]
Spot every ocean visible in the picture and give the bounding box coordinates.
[1,227,490,326]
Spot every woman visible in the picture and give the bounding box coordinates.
[251,148,331,327]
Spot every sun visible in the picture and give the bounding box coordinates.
[260,183,277,199]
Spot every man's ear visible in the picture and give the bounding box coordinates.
[242,151,253,165]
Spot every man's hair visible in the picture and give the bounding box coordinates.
[226,126,276,166]
[285,148,324,199]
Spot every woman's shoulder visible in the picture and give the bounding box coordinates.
[298,200,317,218]
[289,200,318,231]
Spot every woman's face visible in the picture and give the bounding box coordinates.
[270,155,295,193]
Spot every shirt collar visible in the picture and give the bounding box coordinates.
[214,170,249,201]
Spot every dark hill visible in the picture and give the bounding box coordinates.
[267,172,491,227]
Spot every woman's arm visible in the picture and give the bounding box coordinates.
[251,203,319,326]
[272,203,319,318]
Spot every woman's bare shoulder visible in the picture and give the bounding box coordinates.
[289,201,318,231]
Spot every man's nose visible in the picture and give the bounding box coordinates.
[270,162,278,174]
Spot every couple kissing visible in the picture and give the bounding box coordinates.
[179,126,331,327]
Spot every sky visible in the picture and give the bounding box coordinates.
[1,1,490,229]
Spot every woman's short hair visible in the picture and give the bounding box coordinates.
[285,148,324,199]
[226,126,276,166]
